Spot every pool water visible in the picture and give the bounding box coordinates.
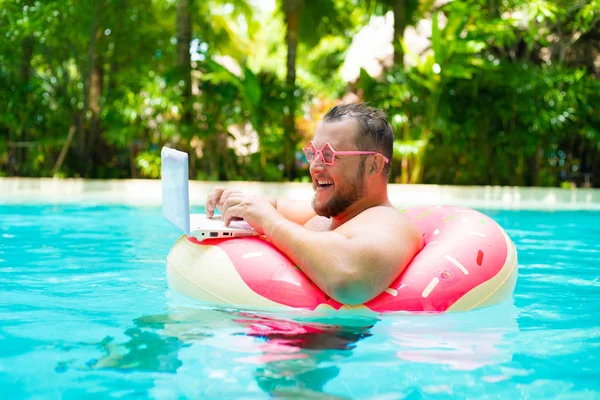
[1,204,599,399]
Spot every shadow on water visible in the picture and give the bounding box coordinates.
[66,300,519,399]
[81,327,191,373]
[68,306,376,398]
[234,313,375,399]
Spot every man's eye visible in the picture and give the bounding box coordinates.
[322,149,334,162]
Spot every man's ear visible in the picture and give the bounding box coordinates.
[368,155,386,175]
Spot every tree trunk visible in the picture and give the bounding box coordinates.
[255,123,268,179]
[525,147,543,187]
[52,117,78,176]
[19,37,33,85]
[129,142,138,179]
[409,143,427,184]
[16,18,34,176]
[393,0,407,67]
[400,121,409,183]
[177,0,192,126]
[218,131,228,181]
[177,0,194,177]
[283,0,303,181]
[78,2,115,177]
[86,53,104,161]
[401,157,409,183]
[488,0,500,18]
[73,6,100,176]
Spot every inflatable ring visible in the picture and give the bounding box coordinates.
[166,206,518,313]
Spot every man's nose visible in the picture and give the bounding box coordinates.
[309,155,326,172]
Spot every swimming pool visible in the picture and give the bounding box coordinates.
[1,204,599,398]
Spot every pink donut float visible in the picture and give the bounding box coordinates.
[166,206,518,313]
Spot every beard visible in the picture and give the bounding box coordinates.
[312,159,366,218]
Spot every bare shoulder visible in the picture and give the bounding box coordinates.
[338,206,422,242]
[336,206,423,274]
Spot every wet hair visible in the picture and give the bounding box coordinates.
[323,103,394,176]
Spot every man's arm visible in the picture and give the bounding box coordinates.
[269,197,316,226]
[264,207,423,305]
[206,187,315,225]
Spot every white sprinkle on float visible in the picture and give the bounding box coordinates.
[385,284,407,297]
[467,231,487,237]
[444,254,469,275]
[422,277,440,298]
[242,252,263,259]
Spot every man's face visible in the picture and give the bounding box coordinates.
[308,119,367,218]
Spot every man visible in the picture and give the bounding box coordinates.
[206,103,422,305]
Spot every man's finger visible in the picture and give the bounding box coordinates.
[220,193,242,216]
[222,205,242,227]
[206,187,225,218]
[218,189,240,210]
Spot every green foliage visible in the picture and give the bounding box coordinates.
[361,0,600,185]
[136,150,162,179]
[300,35,349,97]
[0,0,598,186]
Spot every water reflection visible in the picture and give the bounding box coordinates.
[75,301,519,398]
[86,326,189,373]
[78,307,376,398]
[235,313,375,398]
[389,302,519,372]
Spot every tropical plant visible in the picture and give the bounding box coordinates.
[0,0,598,186]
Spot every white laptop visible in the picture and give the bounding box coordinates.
[161,146,259,241]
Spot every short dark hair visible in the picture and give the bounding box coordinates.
[323,103,394,175]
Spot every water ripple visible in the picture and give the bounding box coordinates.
[0,206,599,398]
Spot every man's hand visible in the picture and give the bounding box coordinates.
[205,186,315,229]
[220,192,281,235]
[205,187,275,219]
[206,187,240,218]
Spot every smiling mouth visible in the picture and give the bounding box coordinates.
[316,179,334,190]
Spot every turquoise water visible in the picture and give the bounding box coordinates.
[1,204,599,399]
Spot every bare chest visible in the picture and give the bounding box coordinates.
[304,216,332,232]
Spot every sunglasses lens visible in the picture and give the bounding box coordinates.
[303,147,316,162]
[322,146,334,164]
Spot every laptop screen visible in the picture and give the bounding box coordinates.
[161,146,191,236]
